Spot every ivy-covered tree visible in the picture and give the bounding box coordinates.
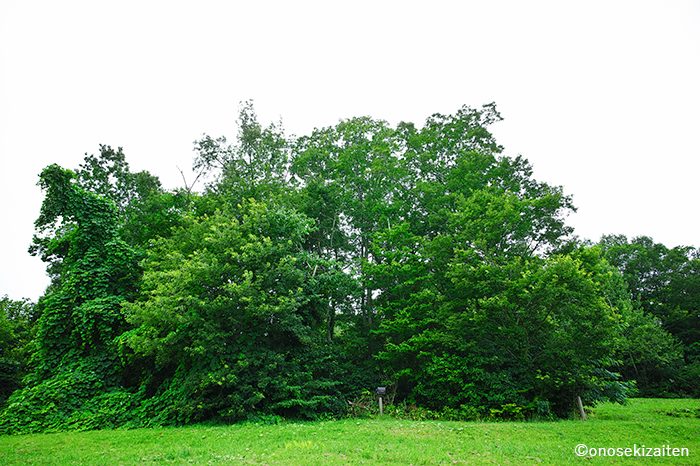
[0,165,139,433]
[76,145,184,251]
[30,165,138,371]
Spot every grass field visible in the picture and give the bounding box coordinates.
[1,398,698,465]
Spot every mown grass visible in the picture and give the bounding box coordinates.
[1,398,698,465]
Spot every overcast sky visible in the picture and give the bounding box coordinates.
[1,0,698,301]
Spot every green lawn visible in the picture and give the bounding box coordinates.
[1,398,698,465]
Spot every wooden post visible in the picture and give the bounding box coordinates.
[379,396,383,415]
[576,396,587,420]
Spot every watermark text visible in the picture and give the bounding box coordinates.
[574,444,689,458]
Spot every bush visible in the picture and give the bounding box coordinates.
[0,363,106,434]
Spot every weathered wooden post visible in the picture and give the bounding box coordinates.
[576,396,587,420]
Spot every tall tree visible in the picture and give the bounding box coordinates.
[599,235,700,395]
[193,101,289,200]
[122,201,355,423]
[293,117,405,333]
[77,145,161,214]
[0,165,139,433]
[30,164,139,373]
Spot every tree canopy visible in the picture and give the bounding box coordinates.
[1,103,696,433]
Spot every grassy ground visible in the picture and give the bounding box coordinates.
[0,398,698,465]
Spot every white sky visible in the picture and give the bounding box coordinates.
[1,0,698,301]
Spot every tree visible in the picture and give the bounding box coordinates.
[615,306,684,396]
[121,200,355,424]
[374,241,632,417]
[293,117,405,335]
[193,101,289,200]
[8,103,684,432]
[599,235,700,395]
[77,145,162,214]
[76,145,182,251]
[0,165,139,433]
[0,296,36,405]
[29,165,138,373]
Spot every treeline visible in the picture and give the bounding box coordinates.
[1,103,697,433]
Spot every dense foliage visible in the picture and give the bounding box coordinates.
[599,235,699,397]
[1,103,696,433]
[0,297,35,404]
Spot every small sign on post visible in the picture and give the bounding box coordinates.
[376,387,386,415]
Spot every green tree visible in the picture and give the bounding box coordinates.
[0,296,36,405]
[121,200,355,424]
[76,145,183,251]
[375,243,632,418]
[365,104,630,417]
[293,117,405,335]
[0,165,139,433]
[29,165,138,374]
[193,101,289,200]
[599,235,700,395]
[615,306,684,396]
[77,145,162,214]
[8,102,681,432]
